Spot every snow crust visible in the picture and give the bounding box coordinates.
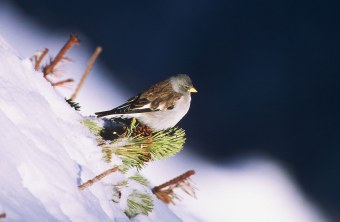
[0,36,180,222]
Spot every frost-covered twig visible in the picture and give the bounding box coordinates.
[152,170,196,204]
[70,46,102,101]
[79,166,118,190]
[43,34,80,76]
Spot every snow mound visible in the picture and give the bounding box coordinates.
[0,36,179,221]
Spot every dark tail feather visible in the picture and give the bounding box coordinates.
[95,110,116,117]
[95,105,157,117]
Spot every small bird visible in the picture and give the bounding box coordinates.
[95,74,197,130]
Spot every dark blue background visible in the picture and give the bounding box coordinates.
[12,0,340,220]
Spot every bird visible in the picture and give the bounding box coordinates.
[95,74,197,131]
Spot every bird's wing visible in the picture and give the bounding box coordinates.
[139,79,182,111]
[95,79,182,117]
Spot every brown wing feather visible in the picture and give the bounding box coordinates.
[139,79,182,110]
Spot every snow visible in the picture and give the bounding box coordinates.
[0,36,179,221]
[0,2,330,221]
[0,1,129,116]
[143,153,328,222]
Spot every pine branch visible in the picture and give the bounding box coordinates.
[102,125,185,171]
[147,127,186,160]
[78,166,118,190]
[124,191,154,218]
[129,173,149,186]
[152,170,196,205]
[43,34,80,76]
[70,46,102,101]
[104,142,152,171]
[128,127,186,161]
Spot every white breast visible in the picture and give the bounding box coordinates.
[137,94,191,130]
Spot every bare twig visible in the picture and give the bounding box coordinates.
[153,170,195,191]
[35,48,49,71]
[79,166,118,190]
[70,46,102,101]
[51,78,74,87]
[43,34,80,76]
[0,213,6,219]
[152,170,196,205]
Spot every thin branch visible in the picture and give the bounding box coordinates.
[152,170,195,191]
[152,170,196,204]
[35,48,49,71]
[79,166,118,190]
[0,213,5,219]
[51,78,74,87]
[70,46,102,101]
[43,34,80,76]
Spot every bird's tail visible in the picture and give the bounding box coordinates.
[95,110,116,118]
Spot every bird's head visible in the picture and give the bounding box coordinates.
[171,74,198,94]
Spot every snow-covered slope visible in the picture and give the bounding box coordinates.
[0,36,180,221]
[0,5,330,220]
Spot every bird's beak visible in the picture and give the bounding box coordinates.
[188,87,198,93]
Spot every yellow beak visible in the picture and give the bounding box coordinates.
[188,87,198,93]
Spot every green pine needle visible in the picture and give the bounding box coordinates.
[126,117,138,137]
[103,127,186,171]
[80,118,188,218]
[148,127,186,160]
[82,119,103,136]
[130,127,186,160]
[118,165,130,174]
[124,191,154,218]
[109,143,151,171]
[84,118,186,175]
[129,173,149,186]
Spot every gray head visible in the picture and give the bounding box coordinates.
[170,74,198,94]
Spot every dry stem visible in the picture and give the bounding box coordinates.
[153,170,195,191]
[70,46,102,101]
[51,78,74,87]
[35,48,49,71]
[152,170,196,204]
[43,34,80,76]
[79,166,118,190]
[0,213,5,219]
